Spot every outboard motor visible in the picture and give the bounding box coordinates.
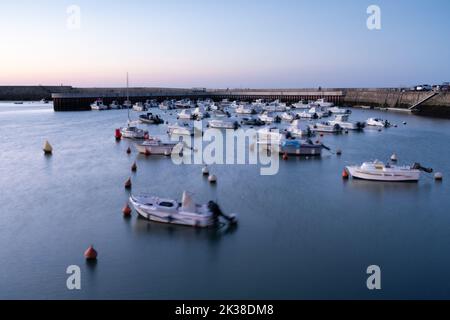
[356,121,365,130]
[208,201,238,225]
[412,163,433,173]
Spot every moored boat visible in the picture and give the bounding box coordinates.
[345,161,433,182]
[129,191,238,228]
[91,99,108,111]
[139,112,164,125]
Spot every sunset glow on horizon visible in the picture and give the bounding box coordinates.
[1,0,450,88]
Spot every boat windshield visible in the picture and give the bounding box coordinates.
[159,201,175,208]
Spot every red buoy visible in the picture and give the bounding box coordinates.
[283,153,289,161]
[342,169,349,179]
[84,245,98,260]
[126,147,132,154]
[115,129,122,141]
[122,203,132,217]
[131,162,137,172]
[124,177,132,189]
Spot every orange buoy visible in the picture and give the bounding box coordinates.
[84,245,98,260]
[115,129,122,141]
[131,162,137,172]
[122,203,132,217]
[342,169,349,179]
[126,147,132,154]
[124,177,132,189]
[283,153,289,161]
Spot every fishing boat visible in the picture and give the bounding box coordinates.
[129,191,238,228]
[139,112,164,125]
[309,122,343,133]
[329,114,365,130]
[345,161,433,182]
[133,102,146,112]
[135,137,181,156]
[329,106,351,114]
[208,119,239,130]
[168,122,197,136]
[91,99,107,111]
[279,139,324,156]
[110,100,121,110]
[120,123,148,139]
[366,118,391,128]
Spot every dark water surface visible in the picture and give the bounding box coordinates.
[0,102,449,299]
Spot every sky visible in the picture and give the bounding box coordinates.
[0,0,449,88]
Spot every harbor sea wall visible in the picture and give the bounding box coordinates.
[343,89,450,117]
[0,86,73,101]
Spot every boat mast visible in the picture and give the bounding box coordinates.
[127,72,131,123]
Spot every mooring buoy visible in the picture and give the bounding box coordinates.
[124,177,132,189]
[43,140,53,155]
[208,174,217,183]
[84,245,98,260]
[122,203,132,217]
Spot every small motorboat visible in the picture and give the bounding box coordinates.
[91,99,107,111]
[133,102,146,112]
[139,112,164,125]
[292,101,310,109]
[136,137,181,156]
[109,100,121,109]
[240,117,265,126]
[287,120,314,138]
[329,115,365,131]
[168,122,197,136]
[366,118,391,128]
[345,161,433,182]
[258,127,285,143]
[309,122,343,133]
[258,112,276,124]
[236,104,255,115]
[144,99,158,109]
[177,109,194,120]
[329,106,351,114]
[192,107,208,120]
[40,99,49,104]
[309,106,330,118]
[120,123,148,139]
[208,119,239,130]
[129,191,238,228]
[281,112,296,122]
[297,111,319,119]
[123,100,133,109]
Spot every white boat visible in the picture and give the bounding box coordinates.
[329,106,351,114]
[265,100,287,112]
[258,127,285,143]
[292,101,310,109]
[110,101,121,110]
[133,102,146,112]
[236,104,255,115]
[168,122,196,136]
[120,124,148,139]
[139,112,164,125]
[159,100,174,110]
[123,100,132,109]
[258,112,276,124]
[208,119,239,130]
[175,99,193,109]
[281,112,295,122]
[309,106,330,118]
[309,122,343,133]
[136,138,181,156]
[366,118,391,128]
[193,107,207,120]
[178,109,194,120]
[345,161,433,182]
[91,100,107,111]
[329,114,365,130]
[314,98,334,108]
[130,191,238,228]
[287,120,314,138]
[297,111,319,119]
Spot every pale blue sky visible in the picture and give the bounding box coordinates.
[0,0,449,88]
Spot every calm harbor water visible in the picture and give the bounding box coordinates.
[0,102,449,300]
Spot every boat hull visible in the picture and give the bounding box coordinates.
[346,166,420,182]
